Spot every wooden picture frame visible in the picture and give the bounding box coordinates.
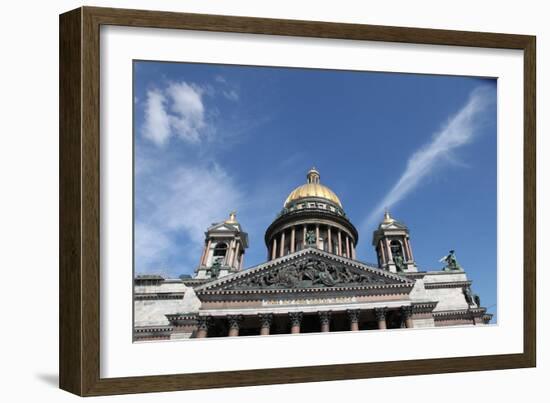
[59,6,536,396]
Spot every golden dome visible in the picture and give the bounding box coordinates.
[284,168,343,208]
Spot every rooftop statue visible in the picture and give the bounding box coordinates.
[393,253,406,272]
[440,249,463,271]
[210,258,222,278]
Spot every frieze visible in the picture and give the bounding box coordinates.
[262,296,356,306]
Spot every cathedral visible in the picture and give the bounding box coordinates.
[134,168,492,341]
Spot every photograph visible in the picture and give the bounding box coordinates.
[132,61,497,341]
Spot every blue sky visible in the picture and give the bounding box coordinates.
[133,61,497,319]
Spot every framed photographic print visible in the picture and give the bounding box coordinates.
[59,6,536,396]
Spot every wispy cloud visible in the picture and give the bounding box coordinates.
[142,79,242,147]
[143,88,171,146]
[142,81,211,146]
[223,89,239,101]
[363,85,495,230]
[135,163,244,274]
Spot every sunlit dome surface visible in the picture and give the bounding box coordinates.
[284,168,343,209]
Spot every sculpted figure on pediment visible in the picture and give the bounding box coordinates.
[229,258,394,290]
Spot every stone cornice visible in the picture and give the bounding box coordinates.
[423,281,472,289]
[433,308,487,320]
[134,326,173,334]
[198,282,413,297]
[134,293,185,301]
[403,272,427,280]
[411,301,438,313]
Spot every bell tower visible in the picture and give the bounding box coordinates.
[372,210,417,273]
[195,212,249,279]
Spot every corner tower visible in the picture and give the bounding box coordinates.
[195,212,248,279]
[265,168,358,260]
[372,211,417,273]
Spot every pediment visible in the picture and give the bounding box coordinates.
[380,221,408,231]
[195,248,412,293]
[208,222,240,232]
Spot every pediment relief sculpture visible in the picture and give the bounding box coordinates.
[223,258,399,290]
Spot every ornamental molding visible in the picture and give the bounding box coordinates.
[195,248,413,296]
[423,281,472,290]
[411,302,438,314]
[433,308,487,320]
[134,326,173,334]
[135,293,185,301]
[403,272,427,280]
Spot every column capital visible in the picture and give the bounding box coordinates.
[197,315,212,330]
[374,307,387,321]
[227,314,243,330]
[318,311,331,325]
[288,312,303,327]
[400,305,413,319]
[258,313,273,328]
[347,309,360,323]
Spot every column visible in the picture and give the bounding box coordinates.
[227,315,243,337]
[405,237,414,261]
[351,242,356,260]
[315,225,320,249]
[302,225,307,249]
[385,238,393,262]
[327,226,333,254]
[279,231,286,257]
[318,311,331,332]
[227,239,237,266]
[401,306,413,328]
[345,235,350,258]
[259,313,273,336]
[195,316,211,338]
[226,239,236,266]
[232,241,241,268]
[347,309,360,331]
[374,307,387,330]
[338,231,342,256]
[290,227,296,253]
[379,240,386,264]
[271,238,277,260]
[239,252,244,270]
[289,312,303,334]
[199,239,209,266]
